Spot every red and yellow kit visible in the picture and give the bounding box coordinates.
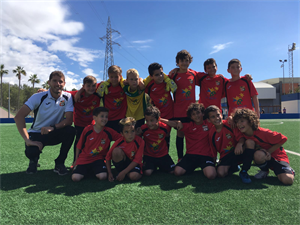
[224,78,258,116]
[106,135,144,168]
[209,120,237,159]
[169,69,198,118]
[76,125,121,165]
[145,80,174,119]
[181,120,213,156]
[141,121,171,158]
[235,127,289,163]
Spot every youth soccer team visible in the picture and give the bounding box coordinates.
[18,49,296,185]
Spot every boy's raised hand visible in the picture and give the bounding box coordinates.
[244,74,253,81]
[98,81,110,97]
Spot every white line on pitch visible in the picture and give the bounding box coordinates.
[285,149,300,156]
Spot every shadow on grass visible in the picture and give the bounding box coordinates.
[138,170,284,193]
[0,169,119,196]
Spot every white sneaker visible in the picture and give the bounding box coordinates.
[254,170,269,179]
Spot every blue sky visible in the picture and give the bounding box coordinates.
[1,0,299,93]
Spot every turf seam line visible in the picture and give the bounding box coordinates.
[285,149,300,156]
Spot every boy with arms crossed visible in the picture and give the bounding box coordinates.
[106,117,144,182]
[225,59,259,118]
[161,103,217,180]
[72,107,121,182]
[233,108,295,185]
[140,106,175,176]
[205,105,255,183]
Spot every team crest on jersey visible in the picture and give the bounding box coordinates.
[202,125,208,131]
[158,133,164,139]
[207,87,219,97]
[131,99,139,105]
[189,79,193,84]
[113,97,124,107]
[120,91,124,96]
[131,151,136,158]
[233,93,244,105]
[92,101,97,105]
[159,94,168,105]
[226,133,232,139]
[182,86,192,97]
[59,100,65,106]
[223,141,234,153]
[216,81,220,86]
[101,139,106,144]
[150,139,162,152]
[240,86,245,92]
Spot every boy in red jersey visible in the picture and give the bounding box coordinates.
[168,50,199,161]
[72,107,121,182]
[225,59,259,118]
[161,103,217,179]
[140,106,175,176]
[205,105,255,183]
[106,117,144,182]
[233,108,295,185]
[100,65,127,133]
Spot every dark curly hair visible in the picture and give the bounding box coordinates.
[204,58,217,71]
[176,50,193,65]
[187,102,205,119]
[232,108,260,131]
[144,105,160,120]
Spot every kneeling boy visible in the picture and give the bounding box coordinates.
[232,108,295,185]
[205,105,254,183]
[161,102,216,179]
[141,106,175,176]
[106,117,144,182]
[72,107,121,182]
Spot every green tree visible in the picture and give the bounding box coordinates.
[42,81,49,89]
[0,64,9,106]
[12,66,26,110]
[28,74,40,93]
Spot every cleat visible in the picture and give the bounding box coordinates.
[26,158,38,174]
[239,170,252,183]
[53,164,68,176]
[254,170,269,179]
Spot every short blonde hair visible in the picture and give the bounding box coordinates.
[126,68,139,79]
[119,117,136,132]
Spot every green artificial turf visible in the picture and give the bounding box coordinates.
[0,120,299,224]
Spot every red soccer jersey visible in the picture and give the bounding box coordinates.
[209,120,237,159]
[106,135,144,168]
[141,121,171,158]
[76,125,122,165]
[197,73,226,110]
[224,77,258,116]
[181,120,213,156]
[234,127,289,163]
[69,90,101,127]
[145,80,174,119]
[102,84,127,121]
[169,69,198,118]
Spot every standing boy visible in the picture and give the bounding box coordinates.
[168,50,199,161]
[161,103,217,179]
[233,108,295,185]
[225,59,259,117]
[72,107,121,182]
[106,117,144,182]
[205,105,255,183]
[141,106,175,176]
[69,75,101,165]
[14,71,76,175]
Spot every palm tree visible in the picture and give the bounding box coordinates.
[0,64,9,106]
[28,74,40,93]
[42,81,50,89]
[12,66,26,110]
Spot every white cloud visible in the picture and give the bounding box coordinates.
[210,42,233,54]
[1,0,104,90]
[132,39,153,44]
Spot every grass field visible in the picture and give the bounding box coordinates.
[0,119,299,224]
